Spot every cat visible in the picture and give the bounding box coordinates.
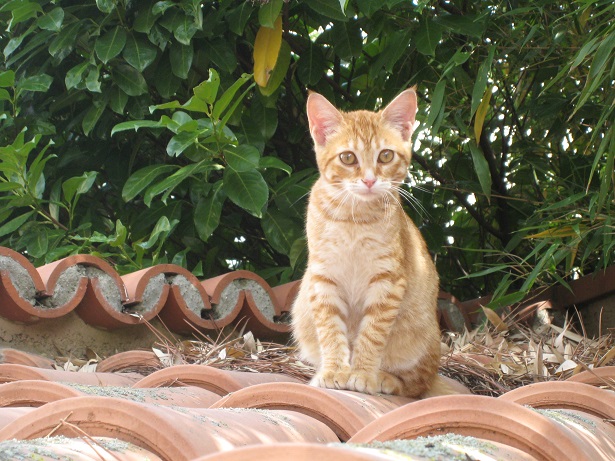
[291,88,448,398]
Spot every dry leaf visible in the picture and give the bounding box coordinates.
[253,16,283,87]
[482,306,509,332]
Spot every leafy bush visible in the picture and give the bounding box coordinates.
[0,0,613,304]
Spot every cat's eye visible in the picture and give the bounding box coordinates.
[378,149,394,163]
[339,151,357,165]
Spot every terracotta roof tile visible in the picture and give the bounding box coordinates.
[133,364,301,394]
[0,246,614,460]
[0,246,463,339]
[0,436,164,461]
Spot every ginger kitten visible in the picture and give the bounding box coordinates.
[292,88,445,398]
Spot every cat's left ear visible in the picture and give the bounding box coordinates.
[381,88,417,141]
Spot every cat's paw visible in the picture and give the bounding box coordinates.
[310,368,351,390]
[347,370,403,395]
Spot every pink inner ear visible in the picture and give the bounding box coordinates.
[307,93,342,146]
[381,89,417,141]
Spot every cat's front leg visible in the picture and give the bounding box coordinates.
[307,274,352,390]
[347,275,405,395]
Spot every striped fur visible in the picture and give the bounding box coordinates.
[291,89,442,397]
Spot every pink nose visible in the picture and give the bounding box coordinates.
[362,178,376,188]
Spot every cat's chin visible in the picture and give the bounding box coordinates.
[351,189,386,201]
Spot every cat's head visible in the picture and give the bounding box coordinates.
[306,89,417,202]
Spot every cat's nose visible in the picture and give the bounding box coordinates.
[362,178,376,188]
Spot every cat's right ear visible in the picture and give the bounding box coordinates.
[306,92,343,146]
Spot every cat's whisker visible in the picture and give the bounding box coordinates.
[395,186,431,219]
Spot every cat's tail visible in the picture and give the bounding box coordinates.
[420,375,471,398]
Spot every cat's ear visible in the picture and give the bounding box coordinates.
[381,88,417,141]
[306,92,343,146]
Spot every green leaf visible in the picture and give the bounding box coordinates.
[154,56,180,98]
[434,14,485,38]
[227,2,254,35]
[207,39,237,74]
[297,42,324,85]
[123,34,157,72]
[65,61,89,90]
[96,0,116,13]
[62,171,98,203]
[307,0,348,21]
[111,119,164,136]
[225,145,260,172]
[134,4,157,33]
[169,42,193,79]
[258,0,282,28]
[289,236,307,269]
[0,70,16,87]
[194,181,225,241]
[259,156,292,175]
[85,66,101,93]
[166,131,199,157]
[17,74,52,93]
[36,7,64,32]
[122,164,177,202]
[174,14,199,45]
[144,161,212,206]
[0,211,35,238]
[469,140,492,203]
[426,79,446,130]
[21,227,49,259]
[82,99,106,136]
[212,73,252,119]
[112,65,148,96]
[262,210,303,254]
[48,21,81,60]
[415,18,443,57]
[108,87,128,114]
[137,216,175,249]
[223,168,268,217]
[320,21,361,60]
[193,69,219,104]
[95,26,127,64]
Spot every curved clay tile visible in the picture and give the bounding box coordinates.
[133,364,301,394]
[201,270,290,337]
[499,380,615,421]
[271,280,300,311]
[0,348,55,368]
[348,394,599,461]
[535,408,615,460]
[36,255,131,329]
[191,443,392,461]
[96,350,162,373]
[0,407,34,431]
[0,396,338,460]
[0,436,164,460]
[0,247,55,323]
[567,366,615,387]
[0,363,139,386]
[0,380,221,408]
[194,437,540,461]
[121,264,216,333]
[212,381,415,441]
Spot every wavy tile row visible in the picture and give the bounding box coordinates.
[0,247,468,338]
[0,348,613,460]
[0,247,296,337]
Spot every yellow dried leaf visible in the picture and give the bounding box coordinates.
[253,15,283,87]
[482,306,509,332]
[474,86,492,143]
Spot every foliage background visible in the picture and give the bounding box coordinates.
[0,0,613,305]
